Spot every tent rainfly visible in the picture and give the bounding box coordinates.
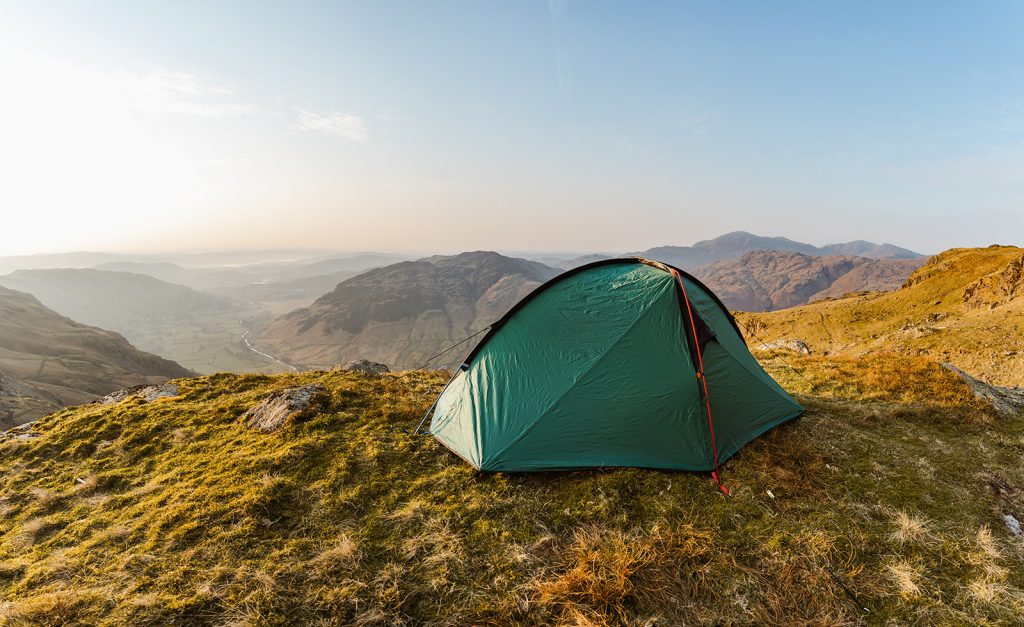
[423,258,803,478]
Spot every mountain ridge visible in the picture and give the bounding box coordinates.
[630,231,923,270]
[697,250,926,311]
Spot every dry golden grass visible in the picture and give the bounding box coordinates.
[889,510,931,545]
[887,560,925,598]
[535,525,714,624]
[754,352,987,409]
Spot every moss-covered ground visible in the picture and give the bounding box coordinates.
[1,362,1022,625]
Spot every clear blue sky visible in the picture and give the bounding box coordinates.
[1,0,1022,255]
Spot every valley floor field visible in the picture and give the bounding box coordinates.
[132,310,292,376]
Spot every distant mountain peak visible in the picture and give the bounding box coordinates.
[630,232,922,270]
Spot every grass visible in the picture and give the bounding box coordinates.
[754,351,994,420]
[0,362,1022,625]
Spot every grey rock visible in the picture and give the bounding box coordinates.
[941,363,1024,417]
[763,339,812,355]
[0,421,40,443]
[243,384,329,433]
[1005,514,1021,537]
[333,360,390,375]
[96,383,180,405]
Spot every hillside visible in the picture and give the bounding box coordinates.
[0,286,190,428]
[697,251,925,311]
[738,246,1024,386]
[632,231,922,270]
[255,252,560,370]
[0,360,1021,624]
[0,269,282,375]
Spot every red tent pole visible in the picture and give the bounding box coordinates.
[671,269,729,496]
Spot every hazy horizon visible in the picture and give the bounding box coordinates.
[0,228,951,261]
[3,1,1023,257]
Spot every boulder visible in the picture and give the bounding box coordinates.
[762,339,812,355]
[96,383,180,405]
[332,360,390,375]
[0,421,40,443]
[243,384,329,432]
[1005,514,1022,537]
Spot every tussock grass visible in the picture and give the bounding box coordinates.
[755,352,986,408]
[0,363,1022,624]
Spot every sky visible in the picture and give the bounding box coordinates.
[1,1,1023,257]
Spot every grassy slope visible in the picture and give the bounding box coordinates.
[737,246,1024,386]
[1,365,1022,625]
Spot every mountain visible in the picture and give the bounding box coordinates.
[0,251,130,275]
[95,254,406,290]
[556,253,616,270]
[245,253,409,282]
[0,269,278,374]
[817,240,922,259]
[0,249,343,276]
[631,231,923,270]
[1,361,1021,623]
[695,250,926,311]
[93,261,257,290]
[738,245,1024,386]
[255,251,560,369]
[0,286,190,427]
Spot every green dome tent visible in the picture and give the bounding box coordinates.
[424,258,803,475]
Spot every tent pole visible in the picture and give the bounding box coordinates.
[671,269,729,496]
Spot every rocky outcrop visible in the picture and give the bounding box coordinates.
[243,384,329,432]
[332,360,390,375]
[0,421,40,443]
[96,384,180,405]
[963,253,1024,309]
[941,364,1024,416]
